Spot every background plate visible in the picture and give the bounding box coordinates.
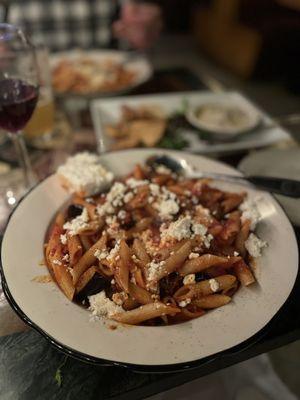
[91,92,291,155]
[50,50,153,99]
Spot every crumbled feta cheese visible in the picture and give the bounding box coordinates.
[233,251,239,256]
[245,233,267,258]
[152,186,180,220]
[57,152,114,196]
[94,249,108,260]
[62,254,70,262]
[94,241,120,263]
[88,291,124,318]
[158,199,179,219]
[183,274,196,285]
[240,198,261,230]
[106,215,117,225]
[126,178,149,188]
[112,292,128,306]
[155,165,172,175]
[189,252,199,259]
[60,234,67,245]
[160,216,213,248]
[196,204,211,217]
[161,216,192,241]
[192,196,198,205]
[63,208,89,236]
[107,241,120,261]
[123,192,134,203]
[97,182,127,216]
[147,260,166,282]
[203,233,214,249]
[149,183,160,196]
[209,278,220,292]
[192,223,207,236]
[117,210,127,220]
[52,259,62,266]
[178,298,191,307]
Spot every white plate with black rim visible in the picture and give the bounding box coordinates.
[0,149,298,372]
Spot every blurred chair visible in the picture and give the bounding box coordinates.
[0,0,9,22]
[193,0,300,86]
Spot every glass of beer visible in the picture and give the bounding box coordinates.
[24,45,55,148]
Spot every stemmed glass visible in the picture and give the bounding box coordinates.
[0,23,39,192]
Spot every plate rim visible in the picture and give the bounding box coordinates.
[0,149,298,372]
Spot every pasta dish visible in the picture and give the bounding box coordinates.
[45,153,267,326]
[52,57,136,94]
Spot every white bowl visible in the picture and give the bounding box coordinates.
[0,149,298,371]
[186,96,261,140]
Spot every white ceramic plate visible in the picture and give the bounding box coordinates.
[239,148,300,227]
[50,50,152,98]
[0,149,298,371]
[91,91,291,155]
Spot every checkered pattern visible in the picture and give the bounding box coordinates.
[8,0,118,51]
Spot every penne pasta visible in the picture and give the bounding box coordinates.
[154,241,192,282]
[46,159,267,326]
[72,232,107,285]
[114,239,131,292]
[67,234,83,266]
[52,264,75,300]
[233,259,255,286]
[128,282,153,304]
[132,238,150,265]
[179,254,241,276]
[79,234,93,251]
[111,302,180,325]
[193,294,231,309]
[125,217,152,238]
[76,265,99,294]
[55,212,65,228]
[235,219,251,257]
[174,275,236,301]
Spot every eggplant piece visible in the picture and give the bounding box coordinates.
[195,272,211,282]
[67,204,83,219]
[76,270,109,304]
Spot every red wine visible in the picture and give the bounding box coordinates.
[0,79,38,133]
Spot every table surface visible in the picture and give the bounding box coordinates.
[0,65,299,400]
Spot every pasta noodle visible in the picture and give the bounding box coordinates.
[44,159,266,326]
[111,302,180,325]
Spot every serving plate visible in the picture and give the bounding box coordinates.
[50,50,153,99]
[91,92,291,155]
[0,149,298,371]
[239,148,300,227]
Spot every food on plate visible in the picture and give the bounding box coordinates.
[52,57,136,94]
[192,103,252,132]
[57,152,114,197]
[105,105,188,150]
[45,153,267,326]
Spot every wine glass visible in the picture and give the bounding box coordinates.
[0,23,39,192]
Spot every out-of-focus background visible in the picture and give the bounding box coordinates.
[0,0,299,399]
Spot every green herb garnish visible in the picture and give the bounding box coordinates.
[54,355,68,387]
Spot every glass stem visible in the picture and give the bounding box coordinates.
[9,131,36,188]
